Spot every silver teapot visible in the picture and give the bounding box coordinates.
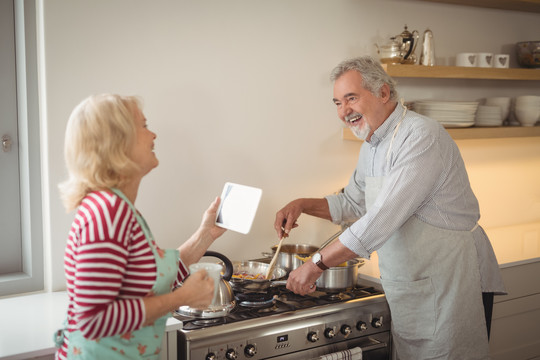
[376,25,419,65]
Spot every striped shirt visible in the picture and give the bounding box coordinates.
[326,104,505,293]
[56,190,189,360]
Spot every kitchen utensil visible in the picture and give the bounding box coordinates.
[229,261,287,294]
[188,262,222,305]
[316,258,365,292]
[375,38,406,64]
[485,97,511,121]
[456,53,477,67]
[397,25,419,64]
[419,29,435,66]
[514,95,540,126]
[516,41,540,68]
[375,25,419,65]
[263,243,319,274]
[477,52,493,67]
[265,236,284,279]
[316,228,346,254]
[494,54,510,68]
[177,251,235,318]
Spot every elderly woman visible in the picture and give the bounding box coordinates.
[55,94,226,359]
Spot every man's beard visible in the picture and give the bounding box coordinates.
[351,118,371,140]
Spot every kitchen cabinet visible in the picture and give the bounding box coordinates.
[490,260,540,359]
[418,0,540,13]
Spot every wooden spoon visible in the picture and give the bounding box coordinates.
[265,236,285,280]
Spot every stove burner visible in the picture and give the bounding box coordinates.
[326,292,353,301]
[239,297,275,308]
[192,318,224,326]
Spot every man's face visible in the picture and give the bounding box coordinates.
[332,70,388,140]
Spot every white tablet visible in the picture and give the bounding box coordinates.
[215,182,262,234]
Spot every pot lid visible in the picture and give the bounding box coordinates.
[398,25,414,39]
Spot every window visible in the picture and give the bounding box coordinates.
[0,0,43,297]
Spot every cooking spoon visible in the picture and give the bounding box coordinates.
[265,236,285,280]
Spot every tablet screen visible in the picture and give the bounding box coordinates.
[215,182,262,234]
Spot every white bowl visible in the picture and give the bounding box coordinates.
[485,97,511,119]
[515,108,540,126]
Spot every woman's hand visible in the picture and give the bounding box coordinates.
[175,270,215,309]
[200,197,227,241]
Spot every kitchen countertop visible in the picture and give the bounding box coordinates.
[0,291,182,360]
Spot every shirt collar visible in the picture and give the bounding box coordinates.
[367,103,401,146]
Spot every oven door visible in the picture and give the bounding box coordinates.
[263,332,391,360]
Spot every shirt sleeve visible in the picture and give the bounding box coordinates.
[337,125,445,258]
[71,194,146,340]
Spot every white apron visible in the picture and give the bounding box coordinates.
[365,104,489,360]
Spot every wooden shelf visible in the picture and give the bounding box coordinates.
[342,126,540,141]
[417,0,540,13]
[381,64,540,80]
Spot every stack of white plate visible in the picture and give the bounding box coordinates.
[475,105,503,127]
[414,100,479,128]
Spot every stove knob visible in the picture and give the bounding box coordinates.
[307,331,319,342]
[205,353,216,360]
[340,325,352,336]
[372,317,383,328]
[225,349,238,360]
[244,344,257,357]
[324,328,336,339]
[356,321,367,332]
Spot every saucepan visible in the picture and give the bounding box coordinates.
[316,258,365,292]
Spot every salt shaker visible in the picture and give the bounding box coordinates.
[420,29,435,66]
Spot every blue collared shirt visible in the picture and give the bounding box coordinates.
[326,104,505,293]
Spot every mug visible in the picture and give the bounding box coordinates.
[494,54,510,68]
[456,53,477,67]
[477,52,493,67]
[189,262,222,305]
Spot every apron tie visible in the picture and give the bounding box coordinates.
[386,99,408,162]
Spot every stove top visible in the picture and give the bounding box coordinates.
[174,283,383,331]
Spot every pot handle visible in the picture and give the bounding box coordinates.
[261,251,272,258]
[270,280,288,287]
[203,250,233,281]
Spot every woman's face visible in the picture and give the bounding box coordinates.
[130,105,158,176]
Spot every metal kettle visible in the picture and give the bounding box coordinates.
[395,25,419,64]
[375,25,419,65]
[177,251,235,318]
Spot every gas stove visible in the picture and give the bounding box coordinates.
[173,282,391,360]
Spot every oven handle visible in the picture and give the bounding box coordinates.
[359,338,388,352]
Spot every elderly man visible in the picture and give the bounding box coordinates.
[274,56,505,359]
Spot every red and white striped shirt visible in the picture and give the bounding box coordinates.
[56,190,189,359]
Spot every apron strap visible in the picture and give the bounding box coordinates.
[386,99,408,162]
[470,223,479,232]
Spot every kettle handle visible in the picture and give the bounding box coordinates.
[203,250,233,281]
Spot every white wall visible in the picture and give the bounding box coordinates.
[40,0,540,290]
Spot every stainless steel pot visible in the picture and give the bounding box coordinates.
[316,258,365,292]
[229,261,287,294]
[263,244,319,275]
[177,251,236,318]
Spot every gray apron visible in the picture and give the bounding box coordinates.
[365,104,489,360]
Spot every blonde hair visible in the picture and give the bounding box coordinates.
[59,94,142,211]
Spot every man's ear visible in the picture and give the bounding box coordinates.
[380,83,391,104]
